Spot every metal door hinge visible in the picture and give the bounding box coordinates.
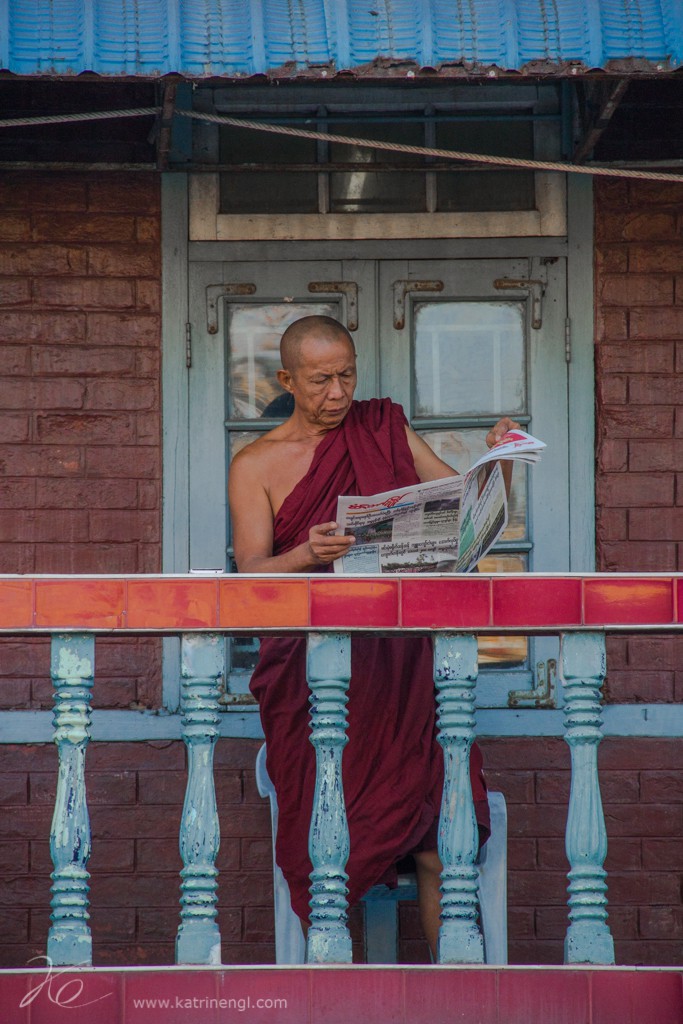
[308,281,359,331]
[185,322,192,368]
[493,277,545,329]
[393,280,444,330]
[508,659,557,708]
[206,283,257,334]
[565,317,572,363]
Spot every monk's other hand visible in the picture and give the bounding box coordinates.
[485,417,521,449]
[307,522,355,565]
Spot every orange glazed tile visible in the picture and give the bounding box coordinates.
[401,578,490,629]
[35,579,125,628]
[0,579,33,628]
[310,578,399,628]
[583,577,674,626]
[219,578,308,628]
[492,577,582,628]
[126,579,218,629]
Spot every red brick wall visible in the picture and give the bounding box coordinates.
[594,179,683,704]
[0,171,162,709]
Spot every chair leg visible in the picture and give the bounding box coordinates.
[364,900,399,963]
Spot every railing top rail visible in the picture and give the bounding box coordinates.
[0,573,680,635]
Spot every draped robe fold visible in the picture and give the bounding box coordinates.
[249,398,489,923]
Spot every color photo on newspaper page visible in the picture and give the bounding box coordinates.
[334,429,545,575]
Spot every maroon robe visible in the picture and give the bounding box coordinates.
[249,398,489,923]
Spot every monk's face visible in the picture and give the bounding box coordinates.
[279,334,357,429]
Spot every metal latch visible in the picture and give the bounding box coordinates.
[493,277,545,330]
[206,283,257,334]
[308,281,359,331]
[508,659,556,708]
[393,280,444,330]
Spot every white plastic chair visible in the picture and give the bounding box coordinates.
[255,744,508,964]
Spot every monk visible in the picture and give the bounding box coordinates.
[228,315,518,959]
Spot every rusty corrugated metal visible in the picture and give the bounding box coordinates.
[0,0,680,78]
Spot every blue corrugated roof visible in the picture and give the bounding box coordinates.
[0,0,680,78]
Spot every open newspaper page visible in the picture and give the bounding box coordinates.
[333,429,545,575]
[334,476,464,574]
[456,461,507,573]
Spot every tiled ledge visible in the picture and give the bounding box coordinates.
[0,573,680,633]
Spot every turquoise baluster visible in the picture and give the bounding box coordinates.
[47,634,94,966]
[306,633,352,964]
[561,631,615,964]
[434,633,484,964]
[176,634,223,965]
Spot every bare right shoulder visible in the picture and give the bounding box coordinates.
[230,422,287,478]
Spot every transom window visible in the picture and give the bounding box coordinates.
[188,82,566,240]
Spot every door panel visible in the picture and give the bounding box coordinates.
[188,255,569,707]
[380,258,568,705]
[188,260,377,574]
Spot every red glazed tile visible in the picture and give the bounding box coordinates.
[310,579,399,628]
[0,579,33,628]
[583,578,674,626]
[497,968,590,1024]
[310,967,402,1024]
[492,577,582,628]
[591,969,683,1024]
[216,968,310,1023]
[126,580,218,629]
[0,970,33,1023]
[125,969,219,1024]
[401,578,490,629]
[404,967,498,1024]
[35,579,125,629]
[677,578,683,623]
[219,579,309,629]
[27,968,122,1024]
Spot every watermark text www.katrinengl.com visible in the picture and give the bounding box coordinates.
[19,959,288,1014]
[132,996,288,1012]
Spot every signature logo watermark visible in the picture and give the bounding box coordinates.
[20,956,113,1011]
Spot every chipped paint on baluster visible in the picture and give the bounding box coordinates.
[561,632,615,965]
[47,634,94,966]
[434,634,485,965]
[176,634,223,965]
[306,633,352,964]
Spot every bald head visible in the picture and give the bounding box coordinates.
[280,315,355,372]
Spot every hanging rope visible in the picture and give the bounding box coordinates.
[0,104,681,183]
[179,110,683,183]
[0,107,158,129]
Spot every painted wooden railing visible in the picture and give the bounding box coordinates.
[1,573,682,968]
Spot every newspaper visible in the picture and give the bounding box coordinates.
[334,429,545,575]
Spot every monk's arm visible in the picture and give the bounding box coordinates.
[405,427,458,482]
[406,418,518,493]
[228,452,355,573]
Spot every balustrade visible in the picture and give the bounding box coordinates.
[2,572,680,967]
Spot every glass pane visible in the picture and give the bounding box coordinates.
[435,119,535,212]
[478,552,528,667]
[227,302,336,419]
[414,301,525,417]
[329,122,425,213]
[418,428,526,541]
[219,125,318,214]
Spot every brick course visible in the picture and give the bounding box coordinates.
[0,171,162,710]
[594,177,683,720]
